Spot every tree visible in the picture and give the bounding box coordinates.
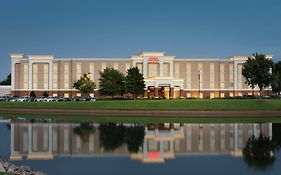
[74,123,95,143]
[243,134,276,170]
[272,123,281,151]
[272,61,281,95]
[42,91,49,97]
[125,67,145,99]
[98,123,145,153]
[99,123,126,151]
[125,125,145,153]
[0,74,11,85]
[99,68,125,98]
[73,73,96,97]
[242,53,273,96]
[30,91,36,98]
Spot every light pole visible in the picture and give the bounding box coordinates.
[198,70,201,98]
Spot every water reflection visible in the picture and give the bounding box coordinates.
[9,119,276,166]
[243,133,275,170]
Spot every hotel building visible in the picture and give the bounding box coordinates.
[10,52,272,98]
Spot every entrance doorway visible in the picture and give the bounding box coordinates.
[147,86,170,99]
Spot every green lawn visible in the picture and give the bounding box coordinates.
[1,99,281,110]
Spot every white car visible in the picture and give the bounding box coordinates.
[45,97,56,102]
[17,97,28,102]
[35,97,45,102]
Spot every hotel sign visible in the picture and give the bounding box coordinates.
[148,57,159,62]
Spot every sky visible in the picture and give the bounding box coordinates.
[0,0,281,80]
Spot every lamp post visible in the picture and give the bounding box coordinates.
[198,70,201,98]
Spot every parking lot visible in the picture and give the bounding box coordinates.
[0,96,96,102]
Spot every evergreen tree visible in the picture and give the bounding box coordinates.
[30,91,36,98]
[99,68,125,98]
[125,67,145,99]
[42,91,49,97]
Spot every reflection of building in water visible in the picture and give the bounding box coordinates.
[10,121,272,163]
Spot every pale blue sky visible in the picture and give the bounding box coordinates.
[0,0,281,80]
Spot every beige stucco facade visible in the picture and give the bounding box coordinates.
[10,52,272,98]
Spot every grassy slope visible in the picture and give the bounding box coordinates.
[0,99,281,110]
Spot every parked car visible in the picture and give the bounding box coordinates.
[45,97,57,102]
[9,97,19,102]
[72,96,87,101]
[35,97,45,102]
[89,97,96,101]
[26,97,35,102]
[17,96,29,102]
[0,96,10,101]
[56,97,65,101]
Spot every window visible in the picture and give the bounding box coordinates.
[163,63,170,77]
[44,64,48,74]
[44,82,48,89]
[101,63,106,72]
[33,82,37,89]
[77,93,81,97]
[64,63,69,73]
[76,63,82,73]
[114,63,119,70]
[148,63,159,78]
[186,93,191,98]
[33,64,38,73]
[175,63,180,78]
[136,63,143,74]
[89,63,95,80]
[220,93,225,98]
[210,93,215,99]
[64,93,69,98]
[229,92,234,97]
[220,82,224,89]
[76,74,81,80]
[125,63,130,72]
[64,83,69,89]
[210,82,215,89]
[229,64,234,82]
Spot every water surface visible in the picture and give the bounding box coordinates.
[1,117,281,175]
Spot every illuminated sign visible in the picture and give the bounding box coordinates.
[148,151,160,159]
[148,57,159,62]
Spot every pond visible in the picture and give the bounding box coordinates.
[1,117,281,175]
